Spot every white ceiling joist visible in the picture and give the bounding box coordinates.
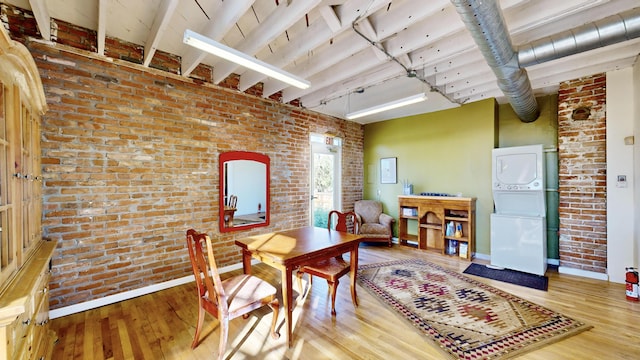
[301,61,402,108]
[448,71,497,100]
[409,31,477,71]
[366,0,450,39]
[212,0,321,84]
[142,0,179,67]
[318,5,341,32]
[384,8,462,62]
[282,47,386,103]
[29,0,51,40]
[240,0,390,92]
[181,0,254,77]
[97,0,107,55]
[261,29,372,97]
[432,50,489,86]
[355,19,387,62]
[282,8,461,103]
[426,48,485,80]
[16,0,638,123]
[272,0,454,101]
[238,17,332,91]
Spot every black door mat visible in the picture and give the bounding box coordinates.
[463,263,548,291]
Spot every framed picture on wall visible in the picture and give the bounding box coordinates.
[380,157,397,184]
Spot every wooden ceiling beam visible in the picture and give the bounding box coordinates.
[239,0,389,92]
[319,5,341,32]
[97,0,107,55]
[280,1,456,103]
[300,61,401,108]
[28,0,51,40]
[212,0,321,84]
[281,47,384,103]
[181,0,254,77]
[261,30,369,97]
[142,0,179,67]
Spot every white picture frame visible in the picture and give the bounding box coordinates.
[380,157,397,184]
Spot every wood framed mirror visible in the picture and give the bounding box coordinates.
[219,151,270,232]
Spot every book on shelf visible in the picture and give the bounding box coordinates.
[454,222,463,237]
[402,208,417,216]
[446,240,457,255]
[445,221,454,236]
[459,242,468,258]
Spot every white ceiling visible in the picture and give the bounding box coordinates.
[6,0,640,124]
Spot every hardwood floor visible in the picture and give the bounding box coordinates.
[50,244,640,359]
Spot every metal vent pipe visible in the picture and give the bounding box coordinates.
[451,0,540,123]
[518,8,640,67]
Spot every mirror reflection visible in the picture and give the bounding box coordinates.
[219,151,270,232]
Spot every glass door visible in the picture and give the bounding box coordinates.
[310,134,341,228]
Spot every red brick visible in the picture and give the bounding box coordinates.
[558,74,607,273]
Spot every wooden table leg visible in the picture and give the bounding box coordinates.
[282,266,293,347]
[241,249,252,275]
[350,244,359,308]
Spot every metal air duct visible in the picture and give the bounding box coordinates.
[518,8,640,67]
[451,0,540,123]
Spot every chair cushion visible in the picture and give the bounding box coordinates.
[300,257,349,277]
[223,274,277,313]
[360,223,391,236]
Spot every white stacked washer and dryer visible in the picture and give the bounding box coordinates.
[490,144,547,276]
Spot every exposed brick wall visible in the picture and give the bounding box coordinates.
[557,74,607,273]
[54,18,98,53]
[10,36,363,310]
[1,2,363,309]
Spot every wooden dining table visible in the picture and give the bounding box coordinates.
[234,226,362,347]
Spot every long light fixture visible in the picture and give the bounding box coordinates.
[346,93,428,120]
[183,29,310,89]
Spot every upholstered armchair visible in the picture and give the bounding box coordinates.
[354,200,395,247]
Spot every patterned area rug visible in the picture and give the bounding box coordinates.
[358,259,592,359]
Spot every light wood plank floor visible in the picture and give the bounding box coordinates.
[50,244,640,359]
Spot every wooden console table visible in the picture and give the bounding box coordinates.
[398,195,476,260]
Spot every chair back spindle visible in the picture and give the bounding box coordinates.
[328,210,358,234]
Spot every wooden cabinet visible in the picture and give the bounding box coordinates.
[0,241,57,360]
[0,24,56,359]
[398,195,476,260]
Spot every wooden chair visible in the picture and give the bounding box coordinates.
[296,211,359,315]
[186,229,279,359]
[223,195,238,228]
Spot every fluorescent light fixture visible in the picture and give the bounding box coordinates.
[346,93,428,120]
[183,29,310,89]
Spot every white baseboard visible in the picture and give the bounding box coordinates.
[49,250,604,320]
[50,261,246,319]
[558,266,609,281]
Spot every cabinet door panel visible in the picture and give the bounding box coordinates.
[0,83,17,285]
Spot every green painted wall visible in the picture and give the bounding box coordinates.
[363,99,497,255]
[363,95,559,258]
